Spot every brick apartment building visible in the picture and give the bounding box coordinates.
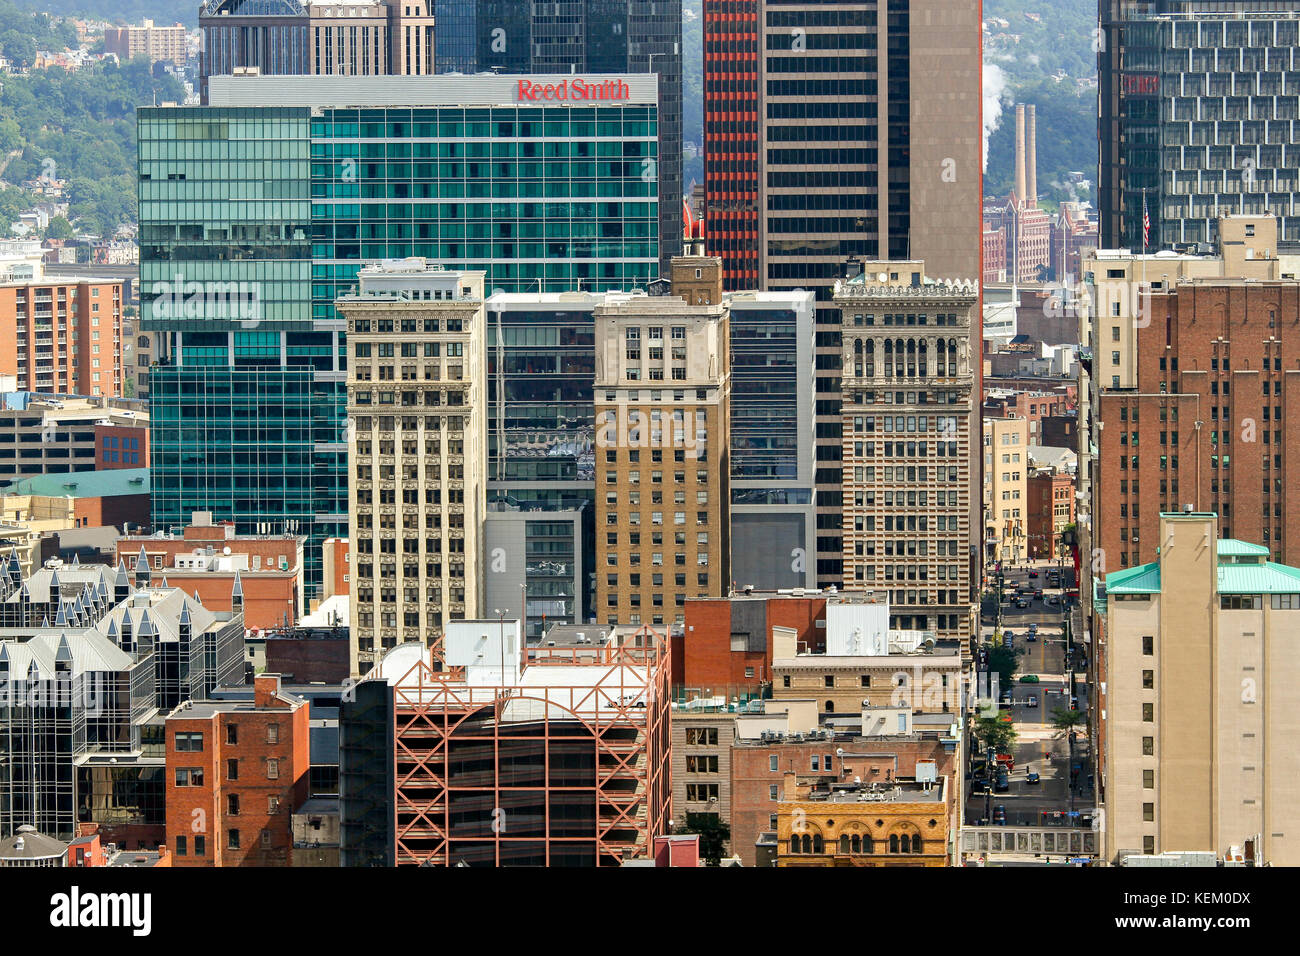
[1094,277,1300,568]
[1026,471,1075,559]
[165,674,310,866]
[0,272,124,397]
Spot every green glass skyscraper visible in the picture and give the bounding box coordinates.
[140,74,659,598]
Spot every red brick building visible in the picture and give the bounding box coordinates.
[982,224,1006,285]
[165,674,311,867]
[0,274,124,396]
[730,730,958,867]
[982,390,1070,445]
[117,513,306,630]
[94,422,149,469]
[1026,471,1075,559]
[1095,280,1300,569]
[679,592,828,694]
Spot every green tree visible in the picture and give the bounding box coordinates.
[45,215,73,239]
[679,812,731,866]
[1051,707,1086,811]
[0,30,37,69]
[972,715,1018,756]
[987,642,1022,691]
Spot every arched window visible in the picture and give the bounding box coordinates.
[840,834,851,854]
[918,340,928,377]
[825,700,834,713]
[913,836,924,854]
[889,834,899,853]
[900,833,911,853]
[865,338,876,376]
[851,834,861,854]
[801,834,812,854]
[791,837,801,854]
[863,834,874,853]
[812,833,824,854]
[854,338,863,355]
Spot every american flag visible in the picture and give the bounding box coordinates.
[1142,192,1150,250]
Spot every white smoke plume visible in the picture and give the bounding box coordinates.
[983,62,1009,172]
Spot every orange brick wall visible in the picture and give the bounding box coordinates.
[165,678,310,867]
[0,279,123,396]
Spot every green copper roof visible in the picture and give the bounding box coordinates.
[1105,553,1300,597]
[1216,539,1271,557]
[1,468,149,499]
[1105,563,1162,595]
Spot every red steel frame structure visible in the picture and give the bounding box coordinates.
[390,626,672,866]
[703,0,760,291]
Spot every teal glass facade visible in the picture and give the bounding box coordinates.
[308,104,659,318]
[140,99,659,600]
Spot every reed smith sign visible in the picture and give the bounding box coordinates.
[516,78,632,101]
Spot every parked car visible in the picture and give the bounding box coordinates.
[970,779,990,795]
[993,805,1008,824]
[994,773,1010,793]
[1033,588,1044,599]
[1028,570,1039,578]
[1047,595,1060,605]
[1025,771,1041,785]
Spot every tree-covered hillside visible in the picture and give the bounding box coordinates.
[984,0,1099,207]
[8,0,196,27]
[0,57,185,235]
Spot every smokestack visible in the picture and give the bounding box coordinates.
[1027,104,1038,208]
[1014,104,1027,207]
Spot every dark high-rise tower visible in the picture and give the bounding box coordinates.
[704,0,982,587]
[702,0,759,292]
[1099,0,1300,251]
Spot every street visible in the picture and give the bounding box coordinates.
[968,557,1094,829]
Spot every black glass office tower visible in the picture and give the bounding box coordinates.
[1100,0,1300,250]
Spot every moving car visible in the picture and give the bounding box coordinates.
[1028,570,1039,578]
[1047,595,1060,605]
[1019,674,1040,684]
[1025,631,1037,642]
[1015,598,1029,609]
[1025,771,1041,785]
[994,773,1010,793]
[993,805,1008,824]
[1024,695,1039,707]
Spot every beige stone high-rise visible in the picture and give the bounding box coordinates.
[834,262,979,650]
[338,260,487,674]
[982,416,1029,566]
[1102,511,1300,865]
[594,283,731,629]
